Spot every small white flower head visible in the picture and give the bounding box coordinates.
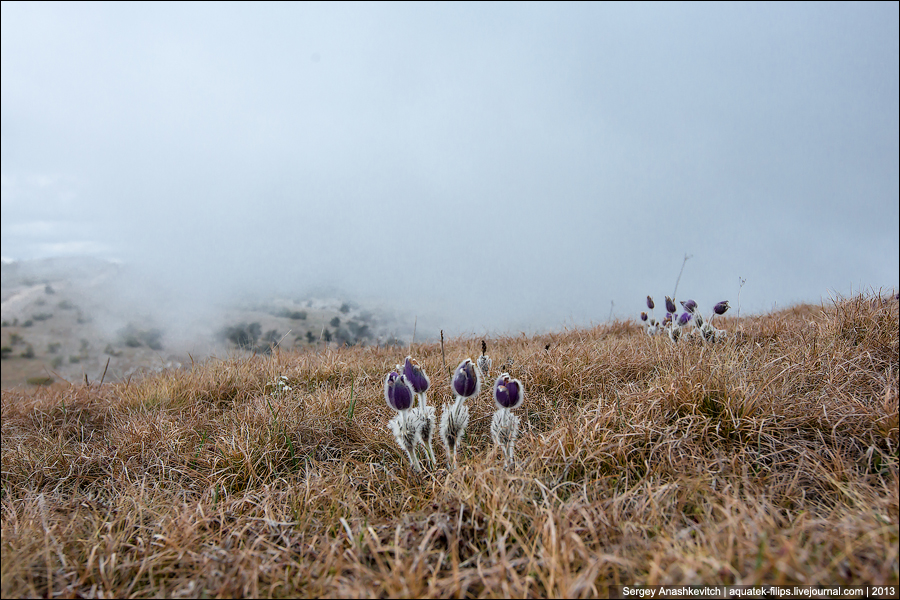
[493,373,524,411]
[451,358,482,399]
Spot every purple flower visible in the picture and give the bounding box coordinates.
[452,358,481,399]
[640,311,648,322]
[680,299,697,313]
[646,296,655,310]
[713,301,730,316]
[402,356,430,394]
[494,374,524,410]
[384,372,414,412]
[678,312,692,327]
[665,296,677,314]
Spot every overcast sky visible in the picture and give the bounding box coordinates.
[2,1,898,338]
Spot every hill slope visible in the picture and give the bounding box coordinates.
[1,294,897,597]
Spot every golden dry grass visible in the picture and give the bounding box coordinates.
[2,294,898,598]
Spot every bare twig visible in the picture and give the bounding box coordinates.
[441,330,449,377]
[673,253,693,299]
[99,357,110,387]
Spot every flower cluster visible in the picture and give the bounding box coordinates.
[384,348,525,473]
[641,296,730,343]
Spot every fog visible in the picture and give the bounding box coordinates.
[2,2,898,340]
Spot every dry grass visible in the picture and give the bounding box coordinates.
[2,293,898,598]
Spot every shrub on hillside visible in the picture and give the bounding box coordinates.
[221,322,262,350]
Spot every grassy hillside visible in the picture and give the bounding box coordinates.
[2,294,897,598]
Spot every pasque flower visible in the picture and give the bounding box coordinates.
[440,358,481,470]
[697,300,730,342]
[385,371,421,472]
[402,356,436,467]
[491,373,525,468]
[665,296,677,314]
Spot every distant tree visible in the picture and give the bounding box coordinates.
[306,331,316,344]
[347,321,371,340]
[141,329,163,350]
[330,316,340,328]
[322,329,332,343]
[223,322,262,349]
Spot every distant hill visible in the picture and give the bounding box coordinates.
[1,257,409,389]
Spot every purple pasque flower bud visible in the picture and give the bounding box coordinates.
[665,296,677,314]
[678,311,692,327]
[640,311,648,322]
[402,356,430,394]
[494,373,524,410]
[646,296,655,310]
[713,300,730,316]
[680,299,697,313]
[452,358,482,398]
[384,372,415,412]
